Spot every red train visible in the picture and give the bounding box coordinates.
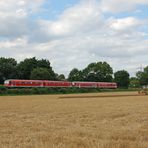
[4,79,117,89]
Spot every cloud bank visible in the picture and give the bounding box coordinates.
[0,0,148,76]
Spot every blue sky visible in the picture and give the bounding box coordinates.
[32,0,80,20]
[0,0,148,76]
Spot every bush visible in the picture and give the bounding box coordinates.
[0,85,7,91]
[0,86,101,95]
[0,85,7,94]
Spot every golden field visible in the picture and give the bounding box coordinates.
[0,92,148,148]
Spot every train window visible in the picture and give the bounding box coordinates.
[12,81,15,85]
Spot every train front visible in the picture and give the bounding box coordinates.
[4,80,10,87]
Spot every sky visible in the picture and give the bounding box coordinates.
[0,0,148,77]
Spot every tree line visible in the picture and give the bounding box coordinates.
[0,57,147,88]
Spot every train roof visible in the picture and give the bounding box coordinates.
[73,81,116,84]
[4,79,70,82]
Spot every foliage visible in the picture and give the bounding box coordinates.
[68,62,113,82]
[17,57,37,79]
[0,87,101,96]
[57,74,65,80]
[82,62,113,82]
[0,57,17,84]
[0,85,7,94]
[17,57,56,80]
[136,66,148,86]
[114,70,130,88]
[129,77,140,88]
[37,59,56,80]
[68,68,83,81]
[30,68,53,80]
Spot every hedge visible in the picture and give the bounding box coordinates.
[0,86,138,96]
[0,87,101,95]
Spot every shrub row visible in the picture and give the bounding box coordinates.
[0,86,101,95]
[0,86,139,96]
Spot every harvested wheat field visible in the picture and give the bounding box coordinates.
[0,92,148,148]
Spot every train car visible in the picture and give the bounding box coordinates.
[43,80,72,87]
[4,79,72,88]
[4,79,117,89]
[73,81,117,88]
[97,82,117,89]
[72,82,97,88]
[4,79,44,87]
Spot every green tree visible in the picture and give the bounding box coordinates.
[68,68,83,81]
[37,59,56,80]
[17,57,38,79]
[82,62,113,82]
[30,68,52,80]
[129,77,140,88]
[136,66,148,86]
[0,57,17,84]
[17,57,56,80]
[114,70,130,88]
[57,74,65,81]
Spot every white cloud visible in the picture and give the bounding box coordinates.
[38,1,103,38]
[0,16,28,38]
[0,0,45,38]
[109,17,141,31]
[0,38,27,48]
[100,0,148,13]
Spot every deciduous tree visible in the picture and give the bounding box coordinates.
[57,74,65,80]
[114,70,130,88]
[0,57,17,84]
[17,57,56,80]
[136,66,148,86]
[30,68,52,80]
[129,77,140,88]
[68,68,83,81]
[82,62,113,82]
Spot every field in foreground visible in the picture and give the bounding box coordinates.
[0,92,148,148]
